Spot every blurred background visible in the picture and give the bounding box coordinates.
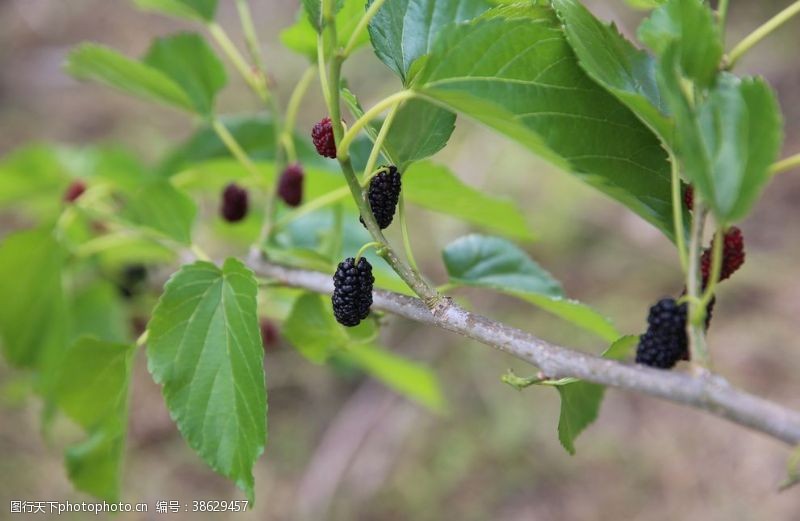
[1,0,799,519]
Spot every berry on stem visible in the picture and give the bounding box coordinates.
[64,180,87,203]
[221,183,249,222]
[636,298,689,369]
[360,166,401,230]
[277,163,304,207]
[312,117,336,158]
[332,257,374,327]
[683,184,694,211]
[700,226,745,285]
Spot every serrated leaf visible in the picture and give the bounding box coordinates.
[638,0,722,88]
[659,57,783,223]
[302,0,323,31]
[55,336,134,501]
[367,0,493,83]
[134,0,218,21]
[342,344,445,412]
[552,0,672,143]
[147,259,266,502]
[403,161,533,241]
[413,4,677,241]
[281,0,369,59]
[284,292,347,363]
[65,43,194,112]
[443,235,619,341]
[125,181,197,244]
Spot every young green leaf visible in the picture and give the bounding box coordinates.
[133,0,218,21]
[638,0,723,88]
[367,0,493,83]
[125,181,197,245]
[552,0,672,144]
[342,344,446,412]
[147,259,266,502]
[55,336,134,501]
[403,161,533,241]
[302,0,324,31]
[281,0,369,60]
[443,235,619,341]
[70,281,130,344]
[284,292,348,364]
[412,4,676,241]
[0,144,70,219]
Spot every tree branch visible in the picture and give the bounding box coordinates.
[246,249,800,447]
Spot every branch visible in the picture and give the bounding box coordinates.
[246,250,800,447]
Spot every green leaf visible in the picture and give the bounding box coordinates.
[556,381,604,455]
[552,0,672,143]
[284,293,347,364]
[659,59,783,222]
[65,43,194,112]
[625,0,665,8]
[0,144,69,218]
[638,0,722,88]
[602,334,639,360]
[70,281,130,344]
[147,259,266,502]
[125,181,197,244]
[0,229,66,368]
[142,33,227,115]
[403,161,533,241]
[133,0,218,21]
[302,0,323,31]
[443,235,619,341]
[413,4,677,241]
[281,0,369,59]
[367,0,493,83]
[55,336,134,501]
[342,344,445,412]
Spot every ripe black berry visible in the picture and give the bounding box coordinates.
[332,257,374,327]
[221,183,248,222]
[277,164,304,207]
[312,117,336,158]
[64,180,86,203]
[635,298,688,369]
[700,226,745,285]
[117,264,148,298]
[360,166,401,229]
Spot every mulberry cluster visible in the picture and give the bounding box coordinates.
[64,180,87,203]
[332,257,374,327]
[700,226,745,285]
[360,166,401,229]
[277,164,304,207]
[311,117,337,158]
[221,183,249,222]
[635,298,689,369]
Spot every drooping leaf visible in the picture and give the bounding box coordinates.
[659,55,783,223]
[367,0,493,83]
[413,4,677,241]
[147,259,266,501]
[283,292,348,363]
[443,235,619,341]
[133,0,218,21]
[342,344,446,412]
[638,0,723,88]
[55,336,134,501]
[124,181,197,244]
[552,0,672,143]
[403,161,533,241]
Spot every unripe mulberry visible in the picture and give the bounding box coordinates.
[700,226,745,285]
[64,180,87,203]
[332,257,374,327]
[360,166,401,229]
[221,183,249,222]
[683,184,694,211]
[277,164,304,207]
[635,298,688,369]
[312,117,336,158]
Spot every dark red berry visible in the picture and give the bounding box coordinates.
[700,226,745,285]
[360,166,401,229]
[332,257,374,327]
[221,183,249,222]
[64,180,87,203]
[312,117,337,158]
[260,319,280,352]
[636,298,689,369]
[683,184,694,211]
[277,164,304,207]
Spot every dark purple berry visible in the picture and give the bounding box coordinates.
[64,180,86,203]
[312,117,336,158]
[277,164,304,207]
[360,166,401,230]
[332,257,374,327]
[221,183,249,222]
[636,298,689,369]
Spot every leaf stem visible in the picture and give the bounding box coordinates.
[212,118,263,180]
[717,0,731,33]
[399,193,421,275]
[272,187,350,231]
[355,241,382,263]
[281,65,317,164]
[697,226,724,315]
[363,99,402,179]
[686,203,711,369]
[726,1,800,68]
[771,152,800,175]
[342,0,388,57]
[235,0,266,73]
[337,90,415,161]
[670,152,689,272]
[207,21,268,101]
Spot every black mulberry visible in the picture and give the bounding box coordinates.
[332,257,374,327]
[221,183,249,222]
[635,298,688,369]
[360,166,401,229]
[312,117,336,158]
[277,163,304,207]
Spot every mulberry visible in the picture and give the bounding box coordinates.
[221,183,249,222]
[683,184,694,211]
[360,166,401,229]
[277,164,304,207]
[332,257,374,327]
[700,226,745,285]
[64,180,87,203]
[312,117,337,158]
[635,298,689,369]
